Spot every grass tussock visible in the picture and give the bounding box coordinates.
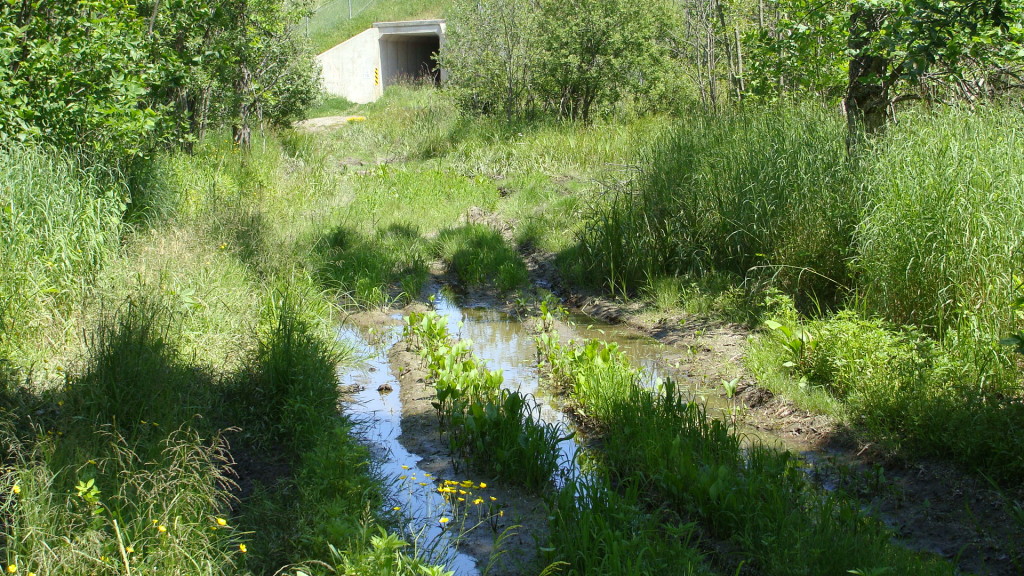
[435,224,528,292]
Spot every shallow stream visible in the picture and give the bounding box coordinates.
[337,289,802,575]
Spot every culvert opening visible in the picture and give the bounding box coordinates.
[380,34,441,87]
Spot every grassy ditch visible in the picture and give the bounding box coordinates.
[534,308,955,576]
[0,131,455,575]
[404,307,712,575]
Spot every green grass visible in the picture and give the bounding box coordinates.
[0,129,455,576]
[307,0,450,54]
[0,146,126,365]
[571,103,857,305]
[536,328,957,576]
[434,224,528,292]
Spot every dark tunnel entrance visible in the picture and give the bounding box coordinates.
[379,34,441,88]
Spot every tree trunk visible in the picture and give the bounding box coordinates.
[843,6,890,149]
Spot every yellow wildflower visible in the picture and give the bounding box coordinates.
[239,544,247,553]
[401,465,410,470]
[157,525,167,533]
[393,506,401,511]
[125,546,134,554]
[473,498,484,505]
[7,565,16,574]
[478,482,487,489]
[216,518,228,527]
[439,517,450,525]
[11,485,20,495]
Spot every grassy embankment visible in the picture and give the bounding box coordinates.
[571,103,1024,485]
[307,0,450,54]
[0,133,461,575]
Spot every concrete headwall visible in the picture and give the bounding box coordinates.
[317,20,445,105]
[317,28,382,104]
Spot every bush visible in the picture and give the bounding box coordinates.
[442,0,673,120]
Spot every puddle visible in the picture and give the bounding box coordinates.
[337,323,479,575]
[337,290,808,575]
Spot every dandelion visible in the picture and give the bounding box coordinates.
[11,485,20,495]
[239,544,247,553]
[216,518,228,527]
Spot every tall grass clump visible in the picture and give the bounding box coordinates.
[856,106,1024,338]
[228,289,349,452]
[1,427,241,576]
[434,224,529,292]
[574,104,856,306]
[0,145,126,360]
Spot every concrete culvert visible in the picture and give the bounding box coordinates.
[318,20,446,104]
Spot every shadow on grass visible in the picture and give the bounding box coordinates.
[310,223,430,306]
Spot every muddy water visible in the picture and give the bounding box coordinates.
[337,290,799,575]
[337,322,480,575]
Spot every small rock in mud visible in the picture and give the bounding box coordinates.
[377,383,393,393]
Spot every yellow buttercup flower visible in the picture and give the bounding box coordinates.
[7,565,16,574]
[478,482,487,489]
[473,498,484,505]
[438,517,450,525]
[239,544,247,553]
[11,485,20,495]
[157,525,167,533]
[216,518,228,527]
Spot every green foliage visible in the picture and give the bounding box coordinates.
[539,330,956,576]
[744,0,849,100]
[533,0,672,120]
[442,0,673,120]
[0,0,319,154]
[0,1,156,155]
[434,224,529,292]
[752,305,1024,483]
[406,310,565,491]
